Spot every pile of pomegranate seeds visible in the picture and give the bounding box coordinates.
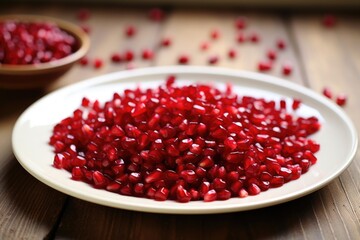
[50,77,321,202]
[0,20,77,65]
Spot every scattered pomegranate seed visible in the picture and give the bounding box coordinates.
[336,94,347,106]
[210,29,220,40]
[282,63,293,76]
[50,79,321,202]
[125,25,136,37]
[178,54,189,64]
[322,87,333,99]
[235,17,247,29]
[111,53,122,63]
[322,14,337,28]
[161,37,172,47]
[142,48,154,60]
[93,58,103,69]
[257,61,272,71]
[236,32,246,43]
[200,42,210,51]
[77,8,91,21]
[79,56,89,66]
[123,50,135,62]
[228,48,237,59]
[276,39,286,50]
[249,33,260,43]
[0,20,77,64]
[148,8,164,21]
[267,49,277,60]
[208,55,219,65]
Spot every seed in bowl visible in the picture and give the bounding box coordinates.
[50,77,320,202]
[0,20,77,65]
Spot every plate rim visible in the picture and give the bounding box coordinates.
[12,66,358,214]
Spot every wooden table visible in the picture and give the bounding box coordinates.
[1,5,360,240]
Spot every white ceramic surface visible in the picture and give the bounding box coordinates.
[12,66,358,214]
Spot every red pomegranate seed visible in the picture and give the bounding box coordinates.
[204,189,217,202]
[178,54,189,64]
[93,58,103,69]
[277,39,286,50]
[210,29,220,40]
[322,87,333,99]
[50,78,321,202]
[125,25,136,37]
[322,14,337,28]
[282,63,293,76]
[77,8,91,21]
[154,187,169,201]
[267,49,277,60]
[149,8,164,22]
[142,49,154,60]
[249,33,260,43]
[257,61,272,71]
[336,94,347,106]
[111,53,122,63]
[235,17,247,29]
[236,32,246,43]
[208,55,219,65]
[79,56,89,66]
[123,50,134,62]
[161,37,172,47]
[200,41,210,51]
[228,48,237,59]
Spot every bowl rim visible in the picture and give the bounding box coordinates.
[0,14,90,74]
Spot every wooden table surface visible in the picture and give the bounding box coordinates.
[1,4,360,240]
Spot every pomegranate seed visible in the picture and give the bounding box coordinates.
[93,58,103,69]
[79,56,89,66]
[161,37,172,47]
[208,55,219,65]
[204,189,217,202]
[235,17,247,29]
[249,33,260,43]
[267,49,277,60]
[257,61,272,71]
[111,53,122,63]
[322,14,337,28]
[142,48,154,60]
[77,8,91,21]
[282,63,293,76]
[154,187,169,201]
[178,54,189,64]
[200,41,210,51]
[336,94,347,106]
[125,25,136,37]
[277,39,286,50]
[236,32,246,43]
[322,87,333,99]
[123,50,134,62]
[149,8,164,21]
[228,49,237,59]
[210,29,220,40]
[50,78,321,202]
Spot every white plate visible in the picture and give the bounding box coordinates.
[12,66,358,214]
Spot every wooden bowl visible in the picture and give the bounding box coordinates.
[0,15,90,89]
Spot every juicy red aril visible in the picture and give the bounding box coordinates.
[142,49,154,60]
[148,8,165,22]
[236,32,246,43]
[322,87,333,99]
[0,20,77,65]
[51,79,320,202]
[77,8,91,21]
[200,42,210,51]
[258,61,272,71]
[161,37,172,47]
[322,14,337,28]
[235,17,247,29]
[93,58,103,69]
[208,55,219,65]
[277,39,286,50]
[336,94,347,106]
[111,53,122,63]
[123,50,134,61]
[249,33,260,43]
[178,54,189,64]
[228,49,237,59]
[79,56,89,66]
[210,29,220,40]
[267,50,277,60]
[282,63,293,76]
[125,25,136,37]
